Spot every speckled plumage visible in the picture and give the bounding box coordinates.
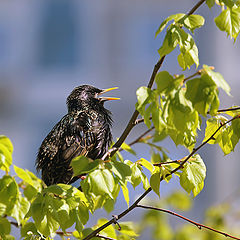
[36,85,113,186]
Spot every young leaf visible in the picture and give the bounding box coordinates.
[121,183,130,206]
[215,7,240,40]
[71,156,101,176]
[136,86,151,110]
[183,15,205,32]
[0,135,13,154]
[109,160,132,182]
[115,221,139,237]
[121,142,136,155]
[155,13,185,37]
[206,0,215,8]
[179,154,206,197]
[150,169,161,197]
[203,65,231,96]
[88,169,115,199]
[185,77,219,116]
[137,158,154,172]
[10,195,30,225]
[155,71,184,94]
[0,217,11,236]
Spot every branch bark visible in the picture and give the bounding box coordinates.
[137,204,240,240]
[102,56,166,160]
[85,113,239,240]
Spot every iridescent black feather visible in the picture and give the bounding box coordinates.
[36,85,113,186]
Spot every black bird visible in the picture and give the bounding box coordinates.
[36,85,119,186]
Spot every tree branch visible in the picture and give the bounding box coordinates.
[137,204,240,240]
[217,107,240,113]
[96,234,117,240]
[167,115,240,177]
[187,0,206,15]
[87,114,240,240]
[82,188,152,240]
[85,1,208,239]
[119,127,154,152]
[102,56,166,160]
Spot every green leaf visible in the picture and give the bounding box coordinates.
[0,176,19,216]
[164,88,199,150]
[136,86,151,110]
[109,160,132,182]
[14,166,34,186]
[140,171,150,190]
[155,13,185,37]
[96,218,117,239]
[155,71,184,94]
[180,154,206,197]
[206,0,215,8]
[150,169,161,197]
[130,163,142,189]
[88,169,115,199]
[78,201,89,225]
[0,217,11,236]
[116,221,139,237]
[10,195,30,225]
[121,142,136,155]
[158,28,178,57]
[215,7,240,40]
[177,32,199,70]
[138,158,154,172]
[222,0,236,8]
[0,135,13,154]
[30,194,60,237]
[183,15,205,32]
[121,184,129,206]
[185,77,219,116]
[0,144,12,172]
[21,222,39,238]
[71,156,101,176]
[203,65,231,95]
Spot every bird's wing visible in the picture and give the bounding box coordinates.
[36,111,96,184]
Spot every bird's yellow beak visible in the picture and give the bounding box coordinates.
[98,87,120,101]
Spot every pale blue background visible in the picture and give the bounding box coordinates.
[0,0,240,239]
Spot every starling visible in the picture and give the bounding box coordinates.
[36,85,119,186]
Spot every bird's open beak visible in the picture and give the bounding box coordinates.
[98,87,120,101]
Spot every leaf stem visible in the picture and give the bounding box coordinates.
[119,127,154,152]
[137,204,240,240]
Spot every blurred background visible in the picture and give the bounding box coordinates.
[0,0,240,239]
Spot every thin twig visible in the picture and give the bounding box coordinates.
[102,56,166,161]
[153,159,183,166]
[119,127,154,152]
[86,115,240,240]
[168,115,240,177]
[134,117,152,125]
[82,188,152,240]
[96,234,117,240]
[137,204,240,240]
[217,107,240,113]
[85,1,208,239]
[187,0,206,15]
[183,70,201,83]
[9,221,19,228]
[56,231,72,236]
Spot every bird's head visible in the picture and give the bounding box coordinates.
[67,85,119,112]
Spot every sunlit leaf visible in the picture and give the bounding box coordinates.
[179,154,206,197]
[155,13,185,37]
[215,7,240,40]
[71,156,101,176]
[150,169,161,197]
